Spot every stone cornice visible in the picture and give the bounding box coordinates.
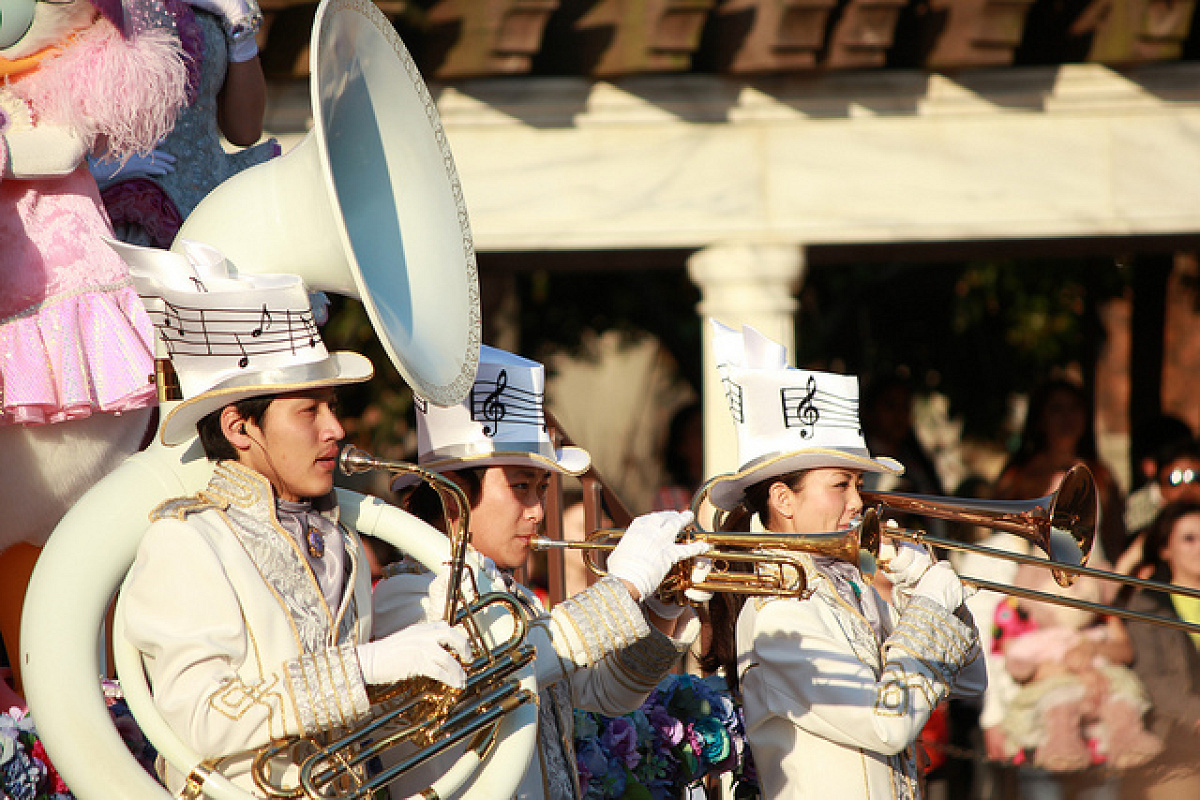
[262,62,1200,250]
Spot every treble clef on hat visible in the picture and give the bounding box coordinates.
[474,369,508,437]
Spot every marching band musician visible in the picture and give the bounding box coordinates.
[372,345,710,800]
[113,241,473,797]
[699,321,986,800]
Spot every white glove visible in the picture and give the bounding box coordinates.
[912,561,965,612]
[88,150,176,191]
[185,0,262,60]
[879,537,934,591]
[357,621,472,689]
[606,510,709,601]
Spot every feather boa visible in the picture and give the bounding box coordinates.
[8,17,187,158]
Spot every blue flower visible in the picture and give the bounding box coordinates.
[694,716,731,765]
[600,717,640,769]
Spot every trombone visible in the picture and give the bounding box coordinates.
[541,462,1200,635]
[858,463,1200,636]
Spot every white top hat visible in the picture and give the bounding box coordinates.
[395,345,590,488]
[706,319,903,511]
[110,239,374,446]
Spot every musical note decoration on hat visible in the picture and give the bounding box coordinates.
[469,368,545,438]
[106,237,374,447]
[152,299,320,370]
[723,378,745,424]
[394,345,590,488]
[705,319,903,511]
[780,377,862,440]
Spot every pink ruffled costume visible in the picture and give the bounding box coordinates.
[1,17,187,426]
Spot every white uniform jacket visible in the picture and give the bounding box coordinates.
[737,552,986,800]
[372,555,700,800]
[118,462,375,796]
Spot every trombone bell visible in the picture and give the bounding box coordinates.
[861,463,1098,587]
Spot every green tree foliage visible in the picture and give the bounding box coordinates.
[797,256,1129,439]
[321,253,1130,455]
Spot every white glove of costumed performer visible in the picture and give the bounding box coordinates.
[607,510,709,602]
[912,561,965,612]
[185,0,263,61]
[357,620,472,689]
[879,537,935,592]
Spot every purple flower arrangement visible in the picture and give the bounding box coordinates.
[574,674,759,800]
[1,681,158,800]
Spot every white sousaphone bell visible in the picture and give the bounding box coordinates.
[19,1,536,798]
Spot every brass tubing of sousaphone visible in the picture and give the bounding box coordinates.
[339,444,472,624]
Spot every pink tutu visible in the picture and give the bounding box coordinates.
[1,167,156,426]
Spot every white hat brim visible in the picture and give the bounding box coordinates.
[707,448,904,511]
[160,352,374,446]
[391,445,591,491]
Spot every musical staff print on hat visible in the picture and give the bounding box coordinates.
[151,300,320,369]
[781,377,861,439]
[723,378,745,423]
[469,368,544,437]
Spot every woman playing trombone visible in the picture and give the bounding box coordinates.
[699,321,986,800]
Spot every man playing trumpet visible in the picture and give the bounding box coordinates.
[373,345,709,800]
[114,241,473,797]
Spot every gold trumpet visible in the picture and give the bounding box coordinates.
[531,510,892,604]
[250,446,537,800]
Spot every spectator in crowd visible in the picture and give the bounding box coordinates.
[1119,438,1200,576]
[861,373,952,554]
[995,377,1127,564]
[1124,415,1194,538]
[1121,500,1200,800]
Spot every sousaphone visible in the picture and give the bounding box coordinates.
[20,0,536,798]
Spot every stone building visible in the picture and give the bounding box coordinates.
[251,0,1200,501]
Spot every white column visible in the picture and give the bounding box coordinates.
[687,242,807,482]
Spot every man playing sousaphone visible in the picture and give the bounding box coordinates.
[112,240,473,796]
[372,345,709,800]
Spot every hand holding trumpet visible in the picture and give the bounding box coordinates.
[606,510,710,602]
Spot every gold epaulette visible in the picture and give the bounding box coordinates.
[150,493,220,522]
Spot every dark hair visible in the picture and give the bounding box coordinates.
[1154,437,1200,480]
[698,470,807,693]
[196,396,274,461]
[1003,377,1099,473]
[1130,414,1194,490]
[401,466,488,529]
[1142,500,1200,584]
